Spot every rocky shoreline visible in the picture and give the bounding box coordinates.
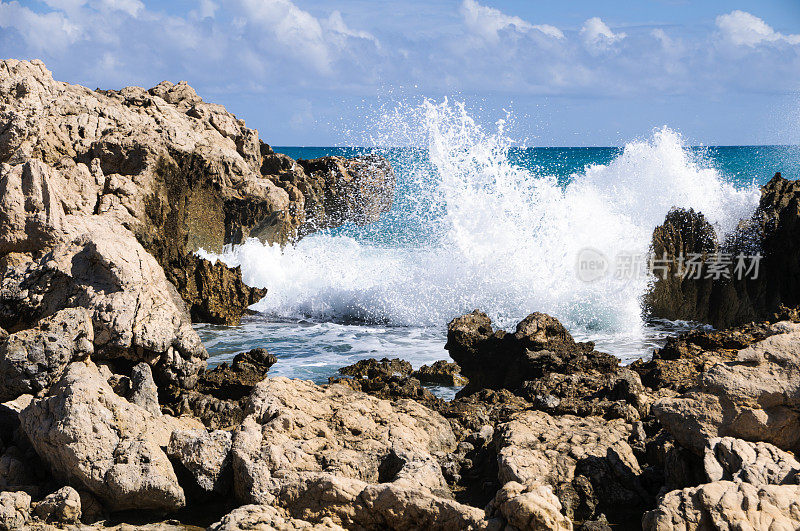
[2,59,800,530]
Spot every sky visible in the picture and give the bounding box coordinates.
[1,0,799,146]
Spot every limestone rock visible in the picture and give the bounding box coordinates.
[488,481,573,531]
[653,329,800,452]
[0,215,206,388]
[231,377,456,505]
[129,362,161,416]
[704,437,800,486]
[209,504,345,530]
[170,255,266,326]
[32,486,81,524]
[643,481,800,530]
[0,307,93,401]
[496,410,648,522]
[0,491,30,531]
[18,361,191,512]
[0,59,394,326]
[167,429,232,493]
[274,472,489,531]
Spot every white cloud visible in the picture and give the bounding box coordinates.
[197,0,218,19]
[460,0,564,43]
[238,0,331,71]
[326,11,380,48]
[716,10,800,47]
[580,17,626,53]
[90,0,144,17]
[0,1,83,52]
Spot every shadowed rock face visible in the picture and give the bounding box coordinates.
[0,59,394,325]
[647,173,800,329]
[445,310,618,397]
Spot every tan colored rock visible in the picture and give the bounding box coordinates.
[0,307,93,401]
[209,504,345,530]
[32,486,81,524]
[488,481,572,531]
[496,410,648,522]
[167,429,232,493]
[0,215,206,387]
[643,481,800,531]
[275,472,489,531]
[232,377,455,505]
[18,361,198,512]
[704,437,800,486]
[653,330,800,452]
[0,490,30,531]
[496,410,639,486]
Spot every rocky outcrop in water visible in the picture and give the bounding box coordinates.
[0,59,394,325]
[647,173,800,328]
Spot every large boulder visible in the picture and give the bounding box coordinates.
[18,361,204,512]
[647,173,800,328]
[643,481,800,530]
[487,481,573,531]
[231,377,456,505]
[272,472,489,531]
[445,310,619,398]
[496,410,649,523]
[653,327,800,452]
[0,307,93,401]
[0,214,206,388]
[704,437,800,486]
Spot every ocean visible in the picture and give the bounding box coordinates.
[195,100,800,395]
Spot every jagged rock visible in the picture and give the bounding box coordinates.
[129,362,161,416]
[294,156,396,234]
[653,327,800,452]
[0,59,394,325]
[197,348,277,400]
[412,361,468,387]
[209,504,345,530]
[0,213,206,388]
[165,348,277,429]
[631,320,776,392]
[704,437,800,485]
[32,486,81,524]
[272,472,489,531]
[18,361,204,512]
[0,307,93,401]
[231,377,456,505]
[338,358,412,379]
[446,310,618,397]
[496,410,648,523]
[170,255,266,326]
[167,429,232,493]
[647,174,800,328]
[0,491,30,531]
[642,481,800,530]
[487,481,573,531]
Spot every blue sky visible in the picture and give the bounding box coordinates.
[1,0,799,146]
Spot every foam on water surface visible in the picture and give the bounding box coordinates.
[197,99,763,386]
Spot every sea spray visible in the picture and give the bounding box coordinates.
[201,99,760,351]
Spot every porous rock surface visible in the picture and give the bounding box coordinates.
[18,361,203,512]
[0,58,394,325]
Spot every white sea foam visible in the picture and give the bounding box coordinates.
[200,99,760,344]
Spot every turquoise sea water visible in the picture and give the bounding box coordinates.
[196,114,798,393]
